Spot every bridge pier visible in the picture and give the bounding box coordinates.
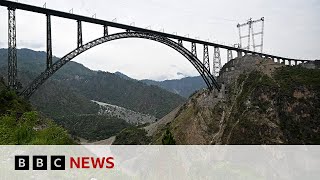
[289,60,292,66]
[104,25,108,36]
[191,42,197,57]
[227,49,233,62]
[237,50,242,58]
[77,20,82,47]
[8,7,17,90]
[178,39,183,46]
[46,14,52,69]
[213,47,221,77]
[294,60,298,66]
[203,45,210,74]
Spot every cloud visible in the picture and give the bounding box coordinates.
[18,40,44,49]
[177,72,186,77]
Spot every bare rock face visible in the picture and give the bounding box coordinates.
[148,55,320,144]
[219,54,284,85]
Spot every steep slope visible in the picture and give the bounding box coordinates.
[147,56,320,145]
[93,100,157,124]
[0,79,75,145]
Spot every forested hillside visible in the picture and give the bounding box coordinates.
[0,48,185,141]
[0,79,74,145]
[0,48,185,118]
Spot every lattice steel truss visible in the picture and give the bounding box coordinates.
[191,42,197,57]
[104,25,108,36]
[213,47,222,77]
[8,8,17,90]
[21,32,220,98]
[46,14,52,69]
[227,49,233,62]
[0,1,312,99]
[77,20,82,47]
[203,45,210,73]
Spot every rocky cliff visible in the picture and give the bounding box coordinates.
[146,55,320,144]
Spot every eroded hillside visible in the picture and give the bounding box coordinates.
[146,55,320,144]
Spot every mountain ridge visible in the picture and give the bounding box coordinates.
[0,48,186,141]
[112,70,206,98]
[0,48,185,118]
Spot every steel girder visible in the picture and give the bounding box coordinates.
[20,32,220,98]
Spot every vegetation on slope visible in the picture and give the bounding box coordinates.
[0,86,74,145]
[273,66,320,144]
[65,71,185,118]
[55,114,132,141]
[225,66,320,144]
[150,65,320,145]
[0,48,186,142]
[161,129,176,145]
[0,48,185,119]
[113,127,151,145]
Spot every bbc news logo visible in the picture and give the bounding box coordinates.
[15,156,65,170]
[15,156,114,170]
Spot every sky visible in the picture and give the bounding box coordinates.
[0,0,319,80]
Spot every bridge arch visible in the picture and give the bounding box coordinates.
[20,32,220,98]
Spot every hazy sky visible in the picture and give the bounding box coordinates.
[0,0,319,80]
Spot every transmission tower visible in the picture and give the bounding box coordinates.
[237,17,264,53]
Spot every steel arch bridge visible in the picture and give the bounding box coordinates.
[21,32,219,98]
[0,0,313,98]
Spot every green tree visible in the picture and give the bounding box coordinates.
[162,129,176,145]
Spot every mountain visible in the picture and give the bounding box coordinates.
[0,48,185,118]
[114,55,320,145]
[92,100,157,124]
[112,71,206,98]
[114,71,133,80]
[141,76,206,98]
[0,79,75,145]
[0,48,185,141]
[112,71,207,98]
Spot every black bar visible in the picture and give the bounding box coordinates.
[0,0,312,62]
